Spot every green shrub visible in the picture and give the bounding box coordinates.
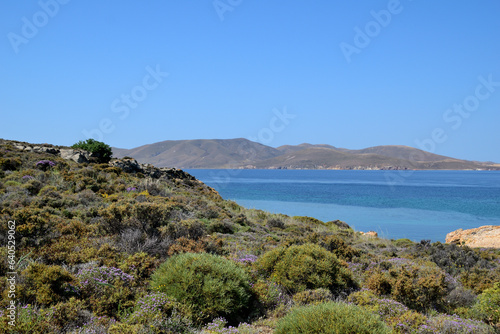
[72,139,113,163]
[167,236,206,255]
[0,304,57,333]
[127,292,181,325]
[393,238,415,247]
[318,234,360,261]
[208,219,236,234]
[13,207,53,247]
[150,252,251,324]
[119,252,159,286]
[0,157,21,171]
[50,297,86,328]
[347,289,427,332]
[348,289,380,307]
[471,282,500,327]
[424,314,495,334]
[251,279,285,310]
[391,264,448,312]
[366,269,393,295]
[411,241,492,276]
[38,236,98,265]
[108,323,144,334]
[387,310,427,333]
[76,265,136,317]
[256,243,356,294]
[275,302,390,334]
[267,218,285,229]
[293,288,333,305]
[461,267,500,294]
[365,260,449,312]
[293,216,325,225]
[21,263,75,305]
[164,218,207,240]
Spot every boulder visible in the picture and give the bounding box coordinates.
[109,158,142,173]
[446,225,500,248]
[60,149,90,163]
[327,220,351,230]
[361,231,378,238]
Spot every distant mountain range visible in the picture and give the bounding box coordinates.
[112,138,500,170]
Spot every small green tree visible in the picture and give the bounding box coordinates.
[72,139,112,163]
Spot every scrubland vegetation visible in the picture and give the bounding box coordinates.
[0,140,499,333]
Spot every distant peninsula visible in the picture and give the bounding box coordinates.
[113,138,500,170]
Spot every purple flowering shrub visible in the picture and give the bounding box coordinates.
[76,266,134,294]
[420,314,494,334]
[75,315,117,333]
[35,160,56,171]
[234,253,258,264]
[127,292,180,324]
[293,288,333,306]
[251,279,289,310]
[203,317,253,334]
[76,266,135,317]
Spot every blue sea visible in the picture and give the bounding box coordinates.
[187,169,500,242]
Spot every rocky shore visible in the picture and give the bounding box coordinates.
[446,225,500,248]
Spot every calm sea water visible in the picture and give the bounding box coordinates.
[186,169,500,242]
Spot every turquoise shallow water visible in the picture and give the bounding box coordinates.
[187,169,500,242]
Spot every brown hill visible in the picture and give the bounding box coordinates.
[113,139,499,170]
[347,145,459,163]
[252,147,414,170]
[113,138,282,169]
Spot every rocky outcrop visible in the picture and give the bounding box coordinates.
[13,143,59,155]
[5,139,92,163]
[109,158,197,181]
[327,220,352,230]
[360,231,378,238]
[2,139,198,182]
[446,225,500,248]
[59,149,91,163]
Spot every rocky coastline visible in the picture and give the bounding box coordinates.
[446,225,500,248]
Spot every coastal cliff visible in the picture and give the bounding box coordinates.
[446,225,500,248]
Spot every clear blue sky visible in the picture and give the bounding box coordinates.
[1,1,499,162]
